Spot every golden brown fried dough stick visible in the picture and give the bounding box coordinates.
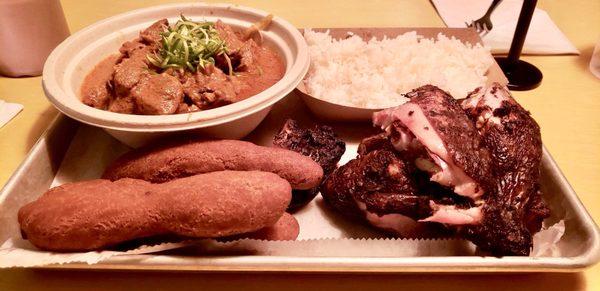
[102,140,323,190]
[222,213,300,242]
[19,171,291,252]
[247,213,299,241]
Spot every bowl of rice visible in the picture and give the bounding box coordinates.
[298,27,505,121]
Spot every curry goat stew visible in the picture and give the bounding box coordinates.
[80,16,284,115]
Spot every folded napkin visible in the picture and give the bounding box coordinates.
[0,100,23,129]
[432,0,579,55]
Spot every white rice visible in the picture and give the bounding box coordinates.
[303,30,494,108]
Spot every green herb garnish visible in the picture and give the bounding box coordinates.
[147,15,231,74]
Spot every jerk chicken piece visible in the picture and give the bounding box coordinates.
[460,83,550,255]
[362,84,548,256]
[373,85,492,225]
[273,119,346,211]
[322,138,465,237]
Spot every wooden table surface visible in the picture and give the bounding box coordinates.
[1,0,599,290]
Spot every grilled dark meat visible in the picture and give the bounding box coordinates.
[524,185,549,233]
[374,85,493,200]
[461,83,550,256]
[321,158,364,220]
[365,84,549,256]
[322,86,492,237]
[373,85,491,227]
[322,148,453,237]
[318,84,549,255]
[273,119,346,211]
[274,119,346,174]
[357,133,396,155]
[357,134,475,212]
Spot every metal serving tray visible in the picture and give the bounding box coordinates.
[1,89,599,272]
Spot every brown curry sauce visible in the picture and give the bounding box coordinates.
[80,19,285,115]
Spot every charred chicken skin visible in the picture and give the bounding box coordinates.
[461,83,550,255]
[373,85,492,225]
[323,84,550,256]
[273,119,346,211]
[322,135,471,238]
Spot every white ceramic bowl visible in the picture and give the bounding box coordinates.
[43,3,309,147]
[296,81,381,122]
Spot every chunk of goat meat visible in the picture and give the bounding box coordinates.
[112,48,151,97]
[131,74,184,115]
[119,39,146,57]
[183,67,237,109]
[119,19,167,58]
[215,20,244,52]
[140,19,168,45]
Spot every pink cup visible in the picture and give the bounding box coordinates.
[0,0,70,77]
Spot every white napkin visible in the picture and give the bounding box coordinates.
[432,0,579,55]
[0,99,23,129]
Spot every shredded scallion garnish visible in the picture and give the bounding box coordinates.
[147,15,231,74]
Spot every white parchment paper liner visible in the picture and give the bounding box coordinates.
[0,117,567,268]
